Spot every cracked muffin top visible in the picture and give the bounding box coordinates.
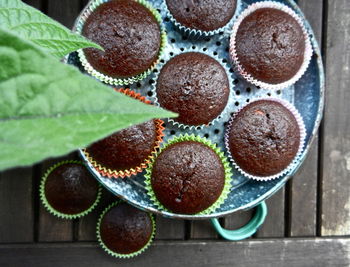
[166,0,237,32]
[150,141,225,214]
[226,100,301,177]
[156,52,230,126]
[82,0,161,78]
[234,8,305,84]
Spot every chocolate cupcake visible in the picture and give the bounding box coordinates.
[76,0,166,85]
[165,0,240,36]
[154,52,230,128]
[40,161,101,219]
[83,89,164,178]
[225,98,306,180]
[230,2,312,90]
[97,202,155,258]
[145,135,232,215]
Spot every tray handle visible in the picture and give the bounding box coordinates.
[210,201,267,241]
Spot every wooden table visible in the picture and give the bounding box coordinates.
[1,0,349,266]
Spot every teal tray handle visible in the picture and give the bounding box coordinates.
[210,201,267,241]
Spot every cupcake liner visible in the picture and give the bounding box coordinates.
[82,88,165,179]
[163,0,242,38]
[151,47,235,130]
[96,201,156,258]
[224,97,306,181]
[40,160,102,219]
[229,1,313,90]
[75,0,167,86]
[144,134,233,215]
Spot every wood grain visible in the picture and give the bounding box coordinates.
[155,217,185,240]
[0,167,34,243]
[47,0,81,28]
[23,0,42,9]
[287,0,323,238]
[0,239,349,267]
[321,0,350,236]
[190,220,218,239]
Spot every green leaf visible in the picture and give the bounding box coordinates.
[0,28,177,171]
[0,0,102,58]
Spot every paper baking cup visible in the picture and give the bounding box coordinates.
[75,0,167,85]
[40,160,102,219]
[151,47,235,130]
[224,97,306,181]
[229,1,313,90]
[163,0,242,38]
[83,88,165,179]
[144,134,233,215]
[96,201,156,258]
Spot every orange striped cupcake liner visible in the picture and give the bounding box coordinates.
[83,88,165,179]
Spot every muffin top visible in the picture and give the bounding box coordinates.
[166,0,237,32]
[45,163,99,214]
[227,100,301,177]
[151,141,225,214]
[87,120,157,171]
[156,52,230,126]
[99,203,153,255]
[234,8,305,84]
[82,0,161,78]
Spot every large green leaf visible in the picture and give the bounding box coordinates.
[0,0,102,58]
[0,28,176,171]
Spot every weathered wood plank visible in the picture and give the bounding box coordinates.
[38,154,78,242]
[223,209,254,237]
[255,188,285,237]
[0,167,34,243]
[190,220,218,239]
[321,0,350,236]
[287,0,323,238]
[155,217,185,240]
[23,0,42,9]
[47,0,81,28]
[0,239,349,267]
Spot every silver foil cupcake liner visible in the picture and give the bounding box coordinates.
[163,0,242,38]
[224,97,306,181]
[229,1,313,90]
[151,46,235,130]
[74,0,167,86]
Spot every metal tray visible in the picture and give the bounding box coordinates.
[68,0,325,220]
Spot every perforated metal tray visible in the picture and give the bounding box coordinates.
[68,0,325,219]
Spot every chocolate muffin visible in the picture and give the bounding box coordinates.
[166,0,237,32]
[234,8,305,84]
[99,203,154,255]
[44,163,99,215]
[156,52,230,126]
[82,0,161,78]
[151,141,225,214]
[226,100,301,177]
[87,120,157,171]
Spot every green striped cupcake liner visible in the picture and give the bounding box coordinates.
[144,134,233,215]
[75,0,167,85]
[96,201,156,258]
[39,160,102,220]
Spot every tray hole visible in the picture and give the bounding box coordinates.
[213,51,218,56]
[216,41,221,46]
[170,52,174,56]
[171,38,176,43]
[164,17,170,22]
[236,90,240,95]
[160,59,165,63]
[222,58,227,63]
[235,101,239,106]
[185,8,190,12]
[157,8,161,13]
[192,45,196,49]
[276,90,281,95]
[224,122,228,126]
[229,68,234,73]
[205,37,211,42]
[246,98,250,103]
[203,47,207,52]
[214,129,220,134]
[225,47,229,52]
[147,91,153,97]
[170,130,176,135]
[309,34,313,39]
[246,87,251,92]
[256,86,261,89]
[180,47,184,51]
[149,79,155,85]
[234,79,239,84]
[219,32,224,35]
[267,93,271,97]
[153,68,158,73]
[204,133,209,138]
[136,82,141,88]
[182,36,188,41]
